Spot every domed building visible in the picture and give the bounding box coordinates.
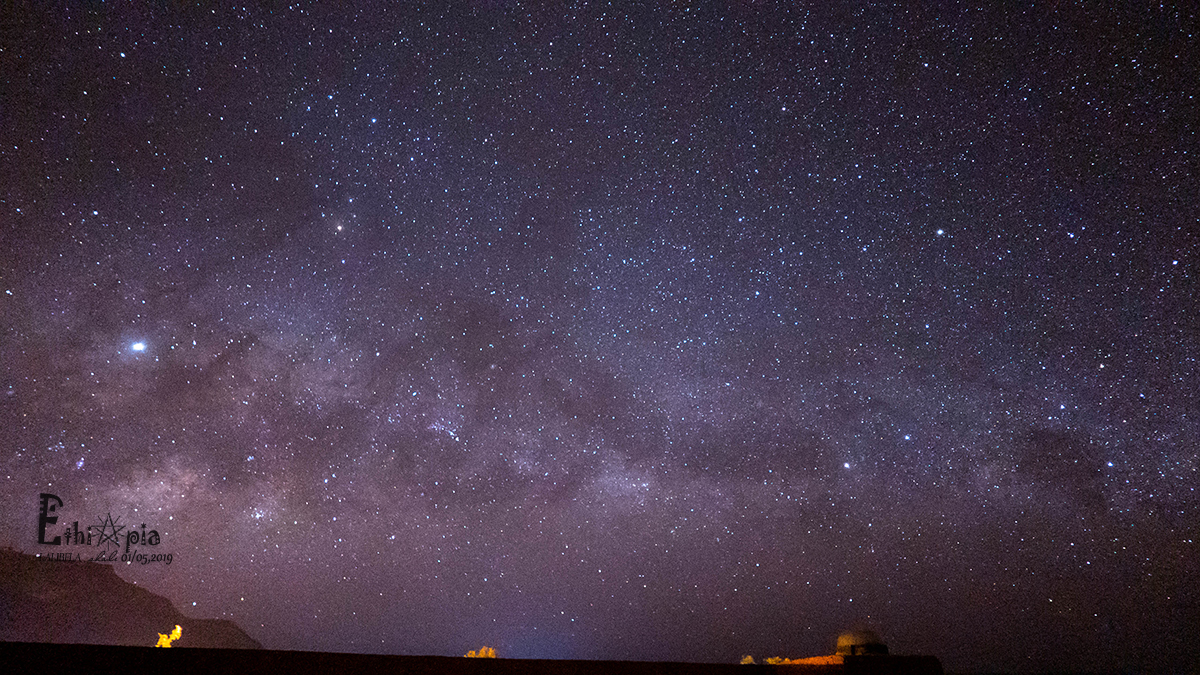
[835,629,889,656]
[766,629,941,673]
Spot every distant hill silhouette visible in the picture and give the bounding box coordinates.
[0,642,943,675]
[0,547,260,649]
[0,547,944,674]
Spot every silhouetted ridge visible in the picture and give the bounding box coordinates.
[0,547,260,649]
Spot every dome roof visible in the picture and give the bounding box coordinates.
[836,630,889,656]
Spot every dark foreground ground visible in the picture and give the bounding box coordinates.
[1,641,942,675]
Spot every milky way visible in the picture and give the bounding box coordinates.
[1,3,1196,672]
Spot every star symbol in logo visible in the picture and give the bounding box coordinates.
[93,513,125,548]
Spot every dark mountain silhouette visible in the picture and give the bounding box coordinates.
[0,547,943,675]
[0,642,943,675]
[0,547,260,649]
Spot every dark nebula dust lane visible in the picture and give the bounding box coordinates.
[1,3,1196,672]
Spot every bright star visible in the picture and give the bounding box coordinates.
[131,342,146,352]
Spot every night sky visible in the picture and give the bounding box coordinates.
[1,2,1196,672]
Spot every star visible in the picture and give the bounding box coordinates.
[92,513,125,548]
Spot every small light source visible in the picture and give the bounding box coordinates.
[131,342,146,352]
[155,625,182,648]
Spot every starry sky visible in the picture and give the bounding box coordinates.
[1,2,1196,672]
